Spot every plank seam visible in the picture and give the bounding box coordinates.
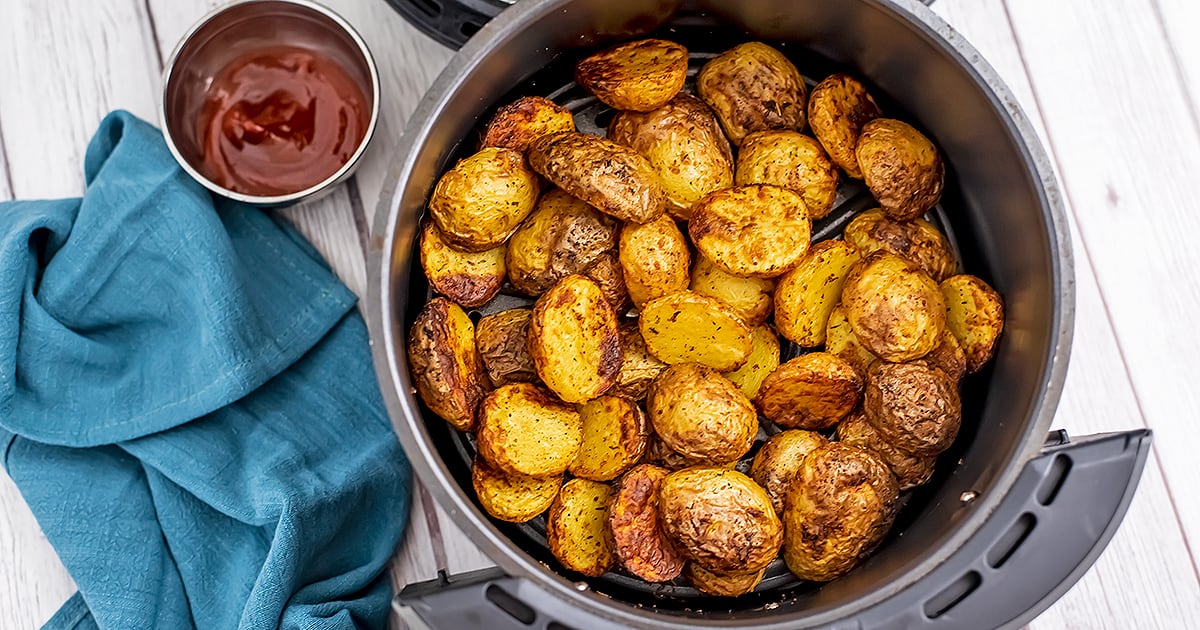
[347,176,371,260]
[141,0,165,72]
[1148,0,1200,142]
[0,121,14,199]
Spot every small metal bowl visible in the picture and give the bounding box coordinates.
[160,0,380,206]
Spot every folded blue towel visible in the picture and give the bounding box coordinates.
[0,111,410,629]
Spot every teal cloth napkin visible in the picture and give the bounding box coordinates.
[0,111,410,629]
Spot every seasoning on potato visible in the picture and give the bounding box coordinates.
[690,256,776,326]
[529,274,622,403]
[756,352,863,430]
[774,240,862,347]
[723,324,781,401]
[690,184,812,278]
[736,130,840,219]
[836,411,935,491]
[923,329,968,383]
[641,436,735,471]
[575,38,688,112]
[941,274,1005,373]
[807,73,882,179]
[841,252,947,362]
[472,458,562,523]
[506,188,618,296]
[528,131,666,224]
[476,383,583,478]
[583,251,632,314]
[570,396,649,482]
[639,291,754,371]
[844,208,957,281]
[647,363,758,463]
[659,468,783,574]
[685,564,766,597]
[476,308,539,387]
[856,118,944,221]
[824,305,879,379]
[619,214,691,307]
[697,42,807,146]
[609,464,686,582]
[419,220,506,308]
[481,95,576,152]
[546,478,618,577]
[750,429,829,514]
[615,321,668,400]
[407,297,487,431]
[428,146,540,252]
[863,362,962,456]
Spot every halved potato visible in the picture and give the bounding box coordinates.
[689,256,776,326]
[697,42,807,146]
[690,185,811,278]
[736,131,840,219]
[547,479,618,577]
[472,458,562,523]
[481,95,576,152]
[843,208,957,282]
[528,131,666,224]
[841,252,946,363]
[583,251,632,314]
[756,352,862,430]
[575,38,688,112]
[615,321,668,400]
[856,119,944,221]
[807,73,882,179]
[824,305,879,379]
[476,308,538,387]
[639,291,754,371]
[428,147,540,252]
[570,395,649,481]
[941,274,1005,373]
[863,362,961,456]
[647,363,758,463]
[419,221,506,308]
[836,412,935,491]
[609,464,686,582]
[659,468,783,574]
[685,564,766,597]
[774,240,862,347]
[477,383,583,478]
[723,324,781,400]
[506,188,618,296]
[750,429,829,514]
[619,214,691,307]
[407,297,487,431]
[530,275,622,403]
[923,329,968,383]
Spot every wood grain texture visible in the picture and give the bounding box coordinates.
[1153,0,1200,127]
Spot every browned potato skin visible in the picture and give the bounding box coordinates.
[690,184,812,278]
[756,353,863,430]
[824,305,880,379]
[619,214,691,307]
[774,240,862,347]
[659,468,783,574]
[864,362,962,456]
[638,291,754,371]
[750,429,829,514]
[529,275,622,403]
[609,93,734,220]
[697,42,807,146]
[783,443,899,582]
[856,119,945,221]
[428,147,540,252]
[941,274,1005,373]
[547,478,618,577]
[481,96,576,152]
[807,74,882,179]
[923,329,968,383]
[476,309,538,387]
[722,324,781,401]
[528,132,666,224]
[844,209,957,282]
[570,395,649,482]
[506,188,618,296]
[736,131,840,219]
[583,251,632,314]
[647,364,758,463]
[407,297,487,431]
[419,221,506,308]
[472,458,562,523]
[685,564,765,597]
[690,256,775,326]
[641,436,736,471]
[609,464,687,582]
[575,39,688,112]
[836,411,935,491]
[842,252,947,363]
[477,383,583,478]
[616,321,668,400]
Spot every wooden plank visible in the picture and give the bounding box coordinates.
[1153,0,1200,124]
[0,475,78,628]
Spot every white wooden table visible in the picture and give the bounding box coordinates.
[2,1,1199,628]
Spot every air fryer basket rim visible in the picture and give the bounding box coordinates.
[366,0,1075,627]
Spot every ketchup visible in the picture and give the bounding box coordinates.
[197,46,369,196]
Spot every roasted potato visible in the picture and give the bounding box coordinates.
[575,38,688,112]
[609,93,734,220]
[824,305,880,379]
[615,321,668,400]
[476,308,538,387]
[807,73,882,179]
[689,256,776,326]
[783,443,899,582]
[756,352,863,430]
[583,251,632,314]
[723,324,781,400]
[529,275,622,403]
[844,208,957,281]
[836,412,935,491]
[547,478,618,577]
[736,131,840,219]
[647,363,758,463]
[774,240,862,347]
[507,188,618,296]
[481,95,576,152]
[856,119,944,221]
[419,220,506,308]
[659,468,783,574]
[528,131,666,224]
[641,436,735,471]
[941,274,1005,373]
[841,252,947,363]
[472,458,562,523]
[477,383,583,478]
[750,429,829,514]
[619,214,691,307]
[407,298,487,431]
[923,329,968,383]
[685,564,765,597]
[639,291,754,371]
[570,396,649,481]
[864,362,962,456]
[690,185,811,278]
[697,42,807,146]
[428,147,540,252]
[609,464,687,582]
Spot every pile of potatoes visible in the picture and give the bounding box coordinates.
[407,37,1005,596]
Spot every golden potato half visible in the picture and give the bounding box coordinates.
[428,147,540,252]
[736,131,840,219]
[774,240,862,347]
[419,221,506,308]
[547,478,618,577]
[529,131,666,224]
[756,352,863,430]
[685,564,766,597]
[844,208,957,282]
[864,362,962,456]
[659,468,783,574]
[836,412,935,492]
[583,251,632,314]
[807,73,882,179]
[941,274,1005,373]
[615,321,668,400]
[575,38,688,112]
[407,297,487,431]
[750,429,829,514]
[856,119,944,221]
[690,256,776,326]
[639,291,754,372]
[507,188,618,296]
[609,93,734,219]
[481,95,576,152]
[619,214,691,307]
[609,464,687,582]
[530,275,622,403]
[723,324,782,401]
[477,383,583,478]
[472,458,562,523]
[647,363,758,463]
[476,308,538,387]
[824,305,879,379]
[570,395,649,481]
[690,184,811,278]
[783,443,899,582]
[842,252,947,362]
[697,42,807,146]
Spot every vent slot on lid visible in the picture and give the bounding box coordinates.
[923,570,982,619]
[485,584,536,625]
[1037,454,1072,505]
[986,512,1037,569]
